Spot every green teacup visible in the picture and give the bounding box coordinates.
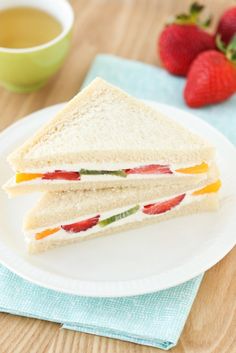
[0,0,74,93]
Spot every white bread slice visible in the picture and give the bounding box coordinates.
[3,162,219,198]
[24,173,219,231]
[27,194,219,254]
[8,78,214,172]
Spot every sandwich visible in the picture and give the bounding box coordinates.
[4,78,217,197]
[24,177,221,253]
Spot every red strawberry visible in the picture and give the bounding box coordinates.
[43,170,80,180]
[143,194,185,215]
[184,36,236,107]
[216,7,236,45]
[159,2,214,76]
[61,215,100,233]
[125,164,172,175]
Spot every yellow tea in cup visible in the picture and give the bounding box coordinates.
[0,0,74,93]
[0,7,62,49]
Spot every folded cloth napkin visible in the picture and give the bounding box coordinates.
[0,54,235,350]
[0,266,202,350]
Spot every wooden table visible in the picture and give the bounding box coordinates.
[0,1,235,352]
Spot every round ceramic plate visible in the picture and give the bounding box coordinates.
[0,101,235,297]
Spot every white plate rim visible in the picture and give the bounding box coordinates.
[0,101,235,297]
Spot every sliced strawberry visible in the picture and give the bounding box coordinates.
[143,194,185,215]
[125,164,173,175]
[42,170,80,181]
[61,215,100,233]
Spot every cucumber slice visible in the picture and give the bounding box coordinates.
[99,205,140,227]
[80,169,127,178]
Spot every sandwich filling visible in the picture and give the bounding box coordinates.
[27,180,221,242]
[16,162,209,184]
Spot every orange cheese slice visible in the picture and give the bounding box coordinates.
[35,227,60,240]
[176,162,209,174]
[16,173,43,183]
[192,180,221,196]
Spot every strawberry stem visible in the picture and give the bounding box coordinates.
[217,34,236,64]
[173,2,211,27]
[201,15,212,28]
[216,34,227,53]
[226,34,236,63]
[190,2,204,15]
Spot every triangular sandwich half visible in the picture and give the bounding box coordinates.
[24,176,221,253]
[4,78,216,197]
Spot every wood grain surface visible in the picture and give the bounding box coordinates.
[0,0,235,352]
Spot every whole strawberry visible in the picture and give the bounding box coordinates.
[159,2,215,76]
[184,35,236,107]
[216,7,236,45]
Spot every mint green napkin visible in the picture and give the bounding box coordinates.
[1,54,234,350]
[0,266,202,350]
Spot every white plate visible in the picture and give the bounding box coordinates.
[0,101,235,297]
